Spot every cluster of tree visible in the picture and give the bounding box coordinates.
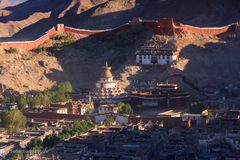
[1,81,73,110]
[0,109,26,134]
[51,34,73,56]
[103,116,115,125]
[26,138,43,156]
[10,150,25,160]
[117,102,132,115]
[33,34,73,56]
[57,117,93,141]
[43,117,93,149]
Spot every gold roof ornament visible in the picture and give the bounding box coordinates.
[101,62,113,78]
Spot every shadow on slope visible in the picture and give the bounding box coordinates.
[179,39,240,88]
[1,0,240,40]
[0,0,71,22]
[0,0,137,40]
[44,25,153,90]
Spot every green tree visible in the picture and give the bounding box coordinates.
[42,135,60,148]
[51,92,68,103]
[17,95,28,110]
[41,93,51,106]
[0,110,27,134]
[41,118,93,149]
[10,149,24,160]
[31,93,51,107]
[27,138,43,155]
[117,102,132,114]
[1,96,17,104]
[31,94,41,107]
[57,81,72,93]
[103,116,115,125]
[28,81,73,107]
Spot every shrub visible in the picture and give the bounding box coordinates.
[42,135,60,148]
[103,116,115,125]
[27,138,43,155]
[5,47,18,54]
[117,102,132,115]
[55,34,69,41]
[33,46,47,53]
[10,150,24,160]
[54,34,72,45]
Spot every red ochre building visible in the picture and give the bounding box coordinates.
[130,82,190,109]
[155,18,181,36]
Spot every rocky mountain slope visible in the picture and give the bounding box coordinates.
[0,0,240,93]
[0,0,26,9]
[1,0,240,39]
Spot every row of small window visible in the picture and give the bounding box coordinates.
[139,55,170,59]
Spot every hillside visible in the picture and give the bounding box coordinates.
[0,0,240,39]
[0,0,240,94]
[0,0,108,39]
[0,0,26,9]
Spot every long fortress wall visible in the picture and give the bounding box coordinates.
[0,28,58,50]
[64,23,130,36]
[0,18,238,50]
[179,24,232,35]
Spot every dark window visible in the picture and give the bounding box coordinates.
[151,56,158,64]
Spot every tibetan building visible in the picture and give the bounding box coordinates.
[91,62,126,101]
[130,82,190,109]
[135,39,179,65]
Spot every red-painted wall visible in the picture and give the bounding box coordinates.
[0,27,58,50]
[64,23,130,36]
[179,24,231,35]
[0,20,237,50]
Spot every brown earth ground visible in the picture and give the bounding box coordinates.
[0,0,240,94]
[1,25,240,94]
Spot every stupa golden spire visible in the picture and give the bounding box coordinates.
[101,62,113,78]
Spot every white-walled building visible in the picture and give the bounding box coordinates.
[136,40,179,65]
[98,104,119,114]
[92,62,125,100]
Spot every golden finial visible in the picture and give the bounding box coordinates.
[101,62,113,78]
